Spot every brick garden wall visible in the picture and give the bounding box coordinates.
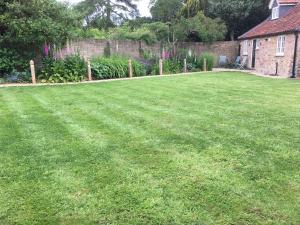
[57,39,239,66]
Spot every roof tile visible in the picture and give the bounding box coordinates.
[239,3,300,39]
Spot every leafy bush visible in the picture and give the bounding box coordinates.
[109,22,168,45]
[164,59,182,74]
[78,28,109,40]
[0,48,27,76]
[196,53,215,71]
[132,60,147,77]
[39,54,87,83]
[91,55,146,80]
[151,59,182,75]
[4,70,32,83]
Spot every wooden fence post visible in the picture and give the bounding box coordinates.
[30,60,36,84]
[128,59,133,78]
[87,60,92,81]
[203,58,207,72]
[159,59,163,75]
[184,58,187,73]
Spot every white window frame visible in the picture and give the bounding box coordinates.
[255,39,260,50]
[243,40,248,55]
[272,6,279,20]
[276,36,285,56]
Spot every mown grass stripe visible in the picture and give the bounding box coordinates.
[0,73,299,224]
[33,79,300,223]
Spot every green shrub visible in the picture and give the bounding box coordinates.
[4,70,31,83]
[132,60,147,77]
[0,48,27,76]
[39,54,87,83]
[91,56,146,80]
[196,53,215,71]
[151,59,182,75]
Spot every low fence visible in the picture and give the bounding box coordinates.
[28,57,210,84]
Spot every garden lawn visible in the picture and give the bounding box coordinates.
[0,72,299,225]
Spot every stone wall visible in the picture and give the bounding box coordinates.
[57,39,239,66]
[241,34,297,77]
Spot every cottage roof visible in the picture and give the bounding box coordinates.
[239,3,300,40]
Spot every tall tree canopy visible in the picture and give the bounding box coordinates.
[76,0,139,30]
[181,0,208,18]
[173,11,227,42]
[150,0,183,22]
[207,0,269,40]
[0,0,79,53]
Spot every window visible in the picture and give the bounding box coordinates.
[276,36,285,56]
[243,40,248,55]
[272,6,279,20]
[256,39,260,50]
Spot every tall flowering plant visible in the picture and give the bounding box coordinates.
[43,42,50,57]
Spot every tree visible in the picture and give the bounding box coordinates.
[181,0,208,18]
[173,11,227,42]
[76,0,139,30]
[150,0,183,22]
[0,0,80,72]
[109,22,169,44]
[207,0,269,40]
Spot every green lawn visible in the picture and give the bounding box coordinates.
[0,72,299,225]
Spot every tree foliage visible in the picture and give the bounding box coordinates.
[150,0,183,22]
[76,0,139,30]
[173,11,227,42]
[207,0,269,40]
[181,0,208,18]
[110,22,169,44]
[0,0,80,74]
[0,0,80,56]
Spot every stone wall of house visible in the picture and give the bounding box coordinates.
[57,39,239,66]
[241,34,296,77]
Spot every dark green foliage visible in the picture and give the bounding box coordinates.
[0,0,80,78]
[39,54,87,83]
[150,0,183,22]
[0,49,27,76]
[91,56,146,79]
[174,12,227,42]
[207,0,269,40]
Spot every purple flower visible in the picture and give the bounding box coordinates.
[162,50,171,59]
[43,42,50,56]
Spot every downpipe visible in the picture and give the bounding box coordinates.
[291,31,299,78]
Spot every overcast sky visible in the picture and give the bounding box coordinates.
[60,0,151,17]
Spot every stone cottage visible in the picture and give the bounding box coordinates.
[238,0,300,78]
